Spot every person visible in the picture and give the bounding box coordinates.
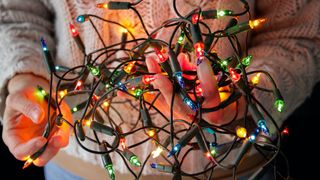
[0,0,319,179]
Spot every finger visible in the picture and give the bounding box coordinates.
[197,59,223,124]
[6,93,45,124]
[146,57,162,73]
[33,135,60,166]
[197,59,220,107]
[178,53,196,71]
[153,74,193,120]
[2,131,47,160]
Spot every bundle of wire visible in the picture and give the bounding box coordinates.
[22,0,290,179]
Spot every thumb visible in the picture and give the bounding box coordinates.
[6,93,45,124]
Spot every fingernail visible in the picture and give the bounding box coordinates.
[30,106,41,122]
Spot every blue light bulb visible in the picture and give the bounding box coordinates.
[40,38,48,51]
[174,71,185,88]
[167,144,181,157]
[150,163,157,169]
[76,15,86,23]
[183,97,198,111]
[257,120,269,135]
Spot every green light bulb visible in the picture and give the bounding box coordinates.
[221,60,228,67]
[217,10,232,18]
[274,99,285,112]
[129,155,141,166]
[242,55,252,66]
[210,148,217,157]
[72,107,78,113]
[90,66,100,76]
[134,89,143,97]
[35,86,47,99]
[106,164,115,180]
[177,34,184,44]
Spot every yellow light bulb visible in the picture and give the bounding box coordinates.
[103,101,110,108]
[23,158,34,169]
[59,89,67,99]
[251,73,261,85]
[147,129,156,137]
[151,146,163,158]
[249,18,267,29]
[236,126,247,138]
[85,119,92,127]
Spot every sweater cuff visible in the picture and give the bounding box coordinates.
[0,55,49,123]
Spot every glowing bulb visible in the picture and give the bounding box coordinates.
[274,99,285,112]
[194,42,204,58]
[154,47,167,63]
[168,144,181,157]
[120,138,126,149]
[88,65,100,76]
[106,164,115,180]
[76,15,87,23]
[142,75,156,85]
[71,106,78,113]
[121,28,128,34]
[282,127,289,136]
[229,68,241,82]
[40,38,48,51]
[177,32,185,44]
[123,62,135,74]
[134,89,142,97]
[69,23,79,37]
[236,126,247,138]
[191,13,203,24]
[129,155,141,166]
[75,80,83,90]
[216,10,232,18]
[242,55,252,66]
[96,3,109,9]
[251,73,261,85]
[58,89,68,99]
[22,158,34,169]
[147,129,156,137]
[183,97,198,111]
[221,60,229,67]
[151,146,163,158]
[210,147,217,157]
[249,18,267,29]
[84,119,92,127]
[258,120,269,135]
[103,101,110,108]
[36,86,47,99]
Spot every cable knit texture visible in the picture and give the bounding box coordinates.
[0,0,320,176]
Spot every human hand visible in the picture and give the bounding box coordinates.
[2,74,71,166]
[145,53,245,126]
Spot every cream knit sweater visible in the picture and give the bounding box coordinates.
[0,0,320,176]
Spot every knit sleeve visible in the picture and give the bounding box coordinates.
[0,0,55,120]
[248,0,320,129]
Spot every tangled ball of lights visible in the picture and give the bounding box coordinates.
[23,0,289,179]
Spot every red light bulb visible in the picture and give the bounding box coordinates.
[154,48,167,63]
[142,75,156,85]
[229,68,241,82]
[192,14,203,24]
[69,23,79,37]
[75,80,83,90]
[194,42,204,58]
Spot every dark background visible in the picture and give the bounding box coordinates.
[1,83,319,179]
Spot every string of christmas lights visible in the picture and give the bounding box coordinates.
[23,1,290,179]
